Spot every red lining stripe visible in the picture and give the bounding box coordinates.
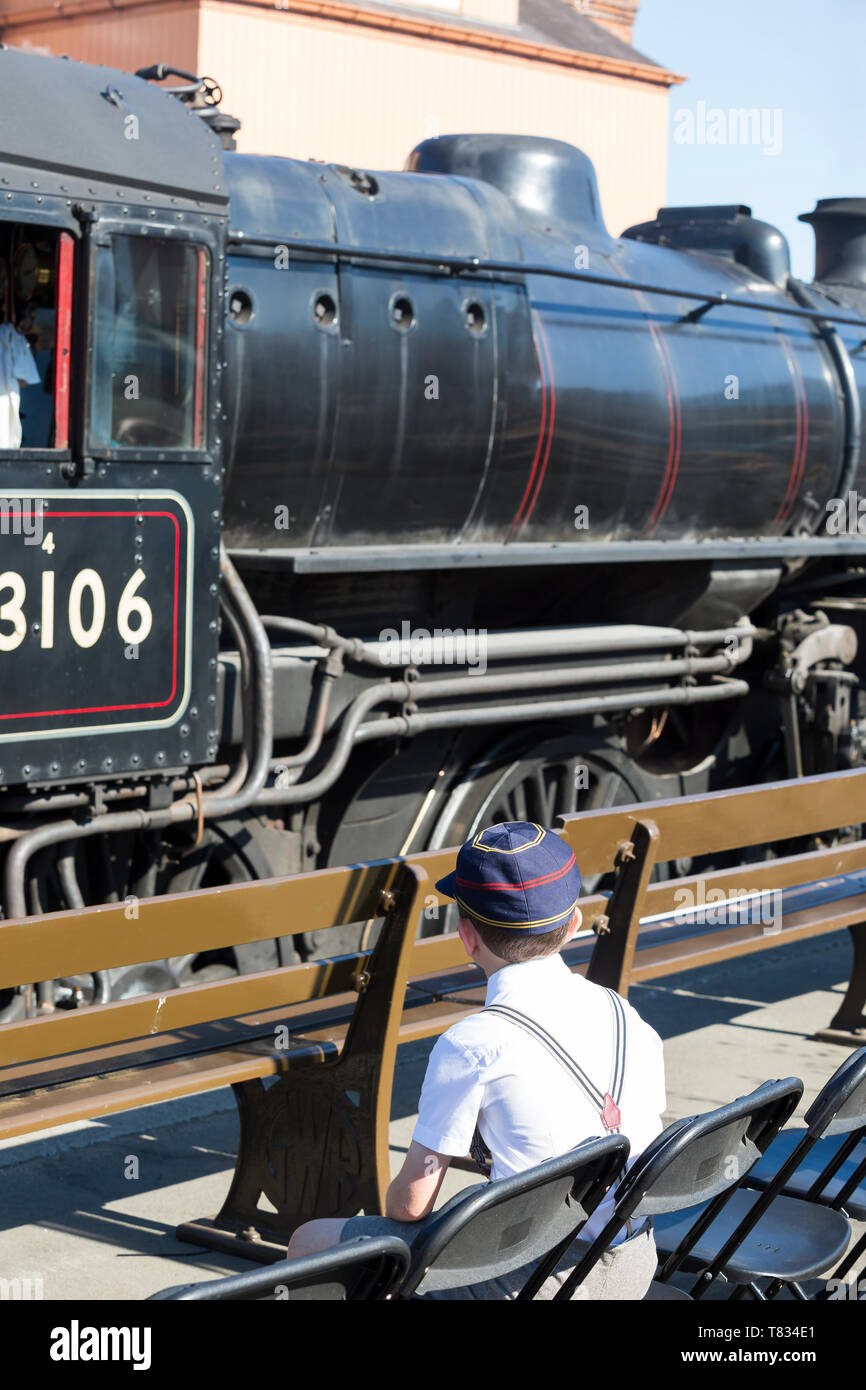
[790,351,809,511]
[511,309,552,532]
[647,321,682,530]
[608,264,682,537]
[53,233,74,451]
[773,336,808,527]
[456,854,576,892]
[773,335,802,525]
[517,313,557,532]
[0,510,181,721]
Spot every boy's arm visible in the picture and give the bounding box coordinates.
[386,1141,451,1221]
[387,1031,483,1221]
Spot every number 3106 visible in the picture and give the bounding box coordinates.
[0,569,153,652]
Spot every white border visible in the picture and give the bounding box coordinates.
[0,488,194,742]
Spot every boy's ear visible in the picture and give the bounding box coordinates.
[566,907,582,940]
[457,915,478,957]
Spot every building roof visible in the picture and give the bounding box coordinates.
[262,0,682,84]
[0,0,681,85]
[518,0,662,67]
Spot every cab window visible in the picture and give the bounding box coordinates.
[90,236,208,451]
[0,224,72,452]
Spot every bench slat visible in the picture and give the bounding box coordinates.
[635,840,866,919]
[0,1047,297,1143]
[0,858,433,989]
[1,767,864,1158]
[631,893,866,980]
[0,990,502,1144]
[3,766,859,989]
[559,767,866,868]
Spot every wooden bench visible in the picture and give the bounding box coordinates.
[560,766,866,1046]
[0,768,863,1263]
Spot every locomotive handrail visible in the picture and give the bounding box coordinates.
[227,231,866,331]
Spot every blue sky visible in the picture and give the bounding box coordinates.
[632,0,866,277]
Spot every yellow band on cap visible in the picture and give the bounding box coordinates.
[454,891,581,931]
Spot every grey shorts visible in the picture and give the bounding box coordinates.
[341,1201,657,1301]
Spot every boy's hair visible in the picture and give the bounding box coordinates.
[463,910,575,964]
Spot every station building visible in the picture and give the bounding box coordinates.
[0,0,681,233]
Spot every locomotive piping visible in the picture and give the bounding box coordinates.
[252,633,754,805]
[253,682,411,806]
[349,677,751,744]
[350,624,758,666]
[214,576,252,797]
[3,617,755,921]
[4,549,274,929]
[405,651,751,700]
[262,614,374,664]
[188,546,275,817]
[270,653,342,770]
[57,850,111,1007]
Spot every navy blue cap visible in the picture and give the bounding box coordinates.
[435,821,582,935]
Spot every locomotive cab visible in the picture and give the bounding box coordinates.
[0,47,227,789]
[0,220,211,460]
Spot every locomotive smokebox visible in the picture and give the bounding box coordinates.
[800,197,866,286]
[406,133,610,237]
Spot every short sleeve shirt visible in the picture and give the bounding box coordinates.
[0,324,40,449]
[413,952,666,1242]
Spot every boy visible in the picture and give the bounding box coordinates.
[288,820,666,1298]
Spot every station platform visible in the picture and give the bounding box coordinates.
[0,930,862,1301]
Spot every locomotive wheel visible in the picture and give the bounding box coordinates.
[322,728,674,946]
[162,815,300,984]
[0,988,25,1025]
[421,731,671,937]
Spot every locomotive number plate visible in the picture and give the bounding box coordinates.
[0,490,192,742]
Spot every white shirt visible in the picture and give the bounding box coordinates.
[413,952,666,1243]
[0,323,40,449]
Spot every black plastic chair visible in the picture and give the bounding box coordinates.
[148,1235,411,1301]
[396,1133,629,1299]
[737,1047,866,1297]
[517,1076,803,1301]
[644,1280,692,1300]
[652,1052,866,1299]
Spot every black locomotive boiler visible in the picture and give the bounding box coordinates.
[2,46,866,1018]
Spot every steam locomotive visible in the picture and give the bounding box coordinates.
[2,45,866,1018]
